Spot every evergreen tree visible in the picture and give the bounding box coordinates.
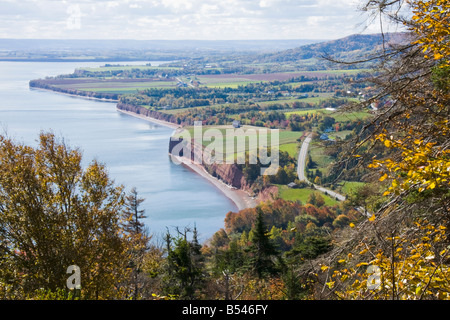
[123,187,146,235]
[122,187,150,300]
[246,209,280,278]
[162,228,206,299]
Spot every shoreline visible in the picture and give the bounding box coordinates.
[31,84,257,212]
[30,87,119,103]
[170,155,257,211]
[118,108,257,211]
[117,108,180,129]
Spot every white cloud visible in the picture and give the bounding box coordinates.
[161,0,193,12]
[306,16,327,28]
[259,0,275,8]
[0,0,371,40]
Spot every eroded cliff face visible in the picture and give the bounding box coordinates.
[206,160,278,202]
[170,137,250,190]
[258,185,278,202]
[117,106,277,205]
[169,137,276,202]
[207,162,249,190]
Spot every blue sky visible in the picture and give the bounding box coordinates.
[0,0,392,40]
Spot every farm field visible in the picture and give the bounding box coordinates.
[197,69,363,84]
[285,107,371,121]
[259,95,331,107]
[327,130,353,140]
[36,77,177,93]
[79,64,181,72]
[279,142,299,159]
[175,125,304,161]
[276,184,340,206]
[160,95,328,114]
[308,142,335,176]
[32,64,370,113]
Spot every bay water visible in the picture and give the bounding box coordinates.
[0,61,237,242]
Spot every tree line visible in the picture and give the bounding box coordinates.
[0,131,362,300]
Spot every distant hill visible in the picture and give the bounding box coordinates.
[0,39,324,62]
[255,32,411,64]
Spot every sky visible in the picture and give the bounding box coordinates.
[0,0,391,41]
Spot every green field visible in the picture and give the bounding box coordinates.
[203,81,259,89]
[285,108,324,117]
[338,181,366,195]
[327,130,353,140]
[258,95,330,107]
[286,107,371,121]
[81,88,142,94]
[278,130,304,145]
[277,185,340,206]
[323,109,371,121]
[174,125,303,161]
[279,142,299,159]
[55,80,177,94]
[79,65,181,72]
[308,142,335,176]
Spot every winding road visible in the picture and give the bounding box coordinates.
[297,133,370,217]
[297,132,346,201]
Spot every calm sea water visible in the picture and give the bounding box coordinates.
[0,61,237,242]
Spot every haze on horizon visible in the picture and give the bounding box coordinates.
[0,0,398,42]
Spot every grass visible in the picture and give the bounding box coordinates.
[277,185,340,206]
[258,95,330,108]
[161,108,197,115]
[338,181,366,195]
[279,142,299,159]
[62,80,176,91]
[327,130,353,140]
[79,65,181,72]
[285,107,372,122]
[309,69,369,75]
[322,109,371,121]
[309,142,335,176]
[175,125,266,161]
[278,131,304,145]
[179,126,303,146]
[80,88,141,94]
[174,126,303,161]
[285,107,324,117]
[203,81,259,89]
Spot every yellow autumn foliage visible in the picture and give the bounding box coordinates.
[320,220,450,299]
[411,0,450,67]
[369,128,450,195]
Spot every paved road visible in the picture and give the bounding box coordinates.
[296,133,370,216]
[297,132,346,201]
[297,133,311,182]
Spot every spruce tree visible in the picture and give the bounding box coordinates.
[123,187,146,235]
[122,187,150,300]
[162,228,205,299]
[247,208,280,278]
